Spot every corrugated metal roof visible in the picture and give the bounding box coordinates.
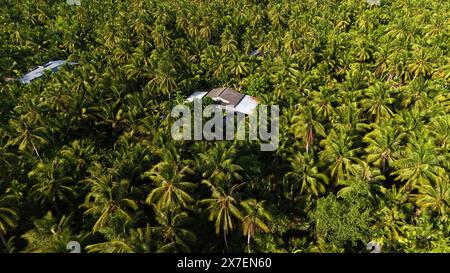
[234,95,258,115]
[19,60,76,84]
[187,91,208,102]
[186,87,259,115]
[217,88,245,106]
[206,87,244,106]
[206,87,226,98]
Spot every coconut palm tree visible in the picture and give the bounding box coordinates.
[150,208,196,253]
[82,164,138,233]
[144,152,195,209]
[337,162,384,198]
[363,124,406,175]
[291,105,326,154]
[393,132,445,190]
[197,143,243,187]
[319,129,361,183]
[400,77,435,111]
[413,177,450,221]
[28,159,76,211]
[427,115,450,150]
[6,118,48,157]
[241,199,271,253]
[406,46,434,79]
[201,181,243,251]
[284,154,329,198]
[360,82,395,123]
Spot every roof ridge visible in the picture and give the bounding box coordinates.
[217,87,227,96]
[234,93,246,106]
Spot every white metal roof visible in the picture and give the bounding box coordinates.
[19,60,77,84]
[233,95,258,115]
[186,91,208,102]
[186,90,259,115]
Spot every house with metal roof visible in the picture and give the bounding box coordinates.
[19,60,78,84]
[206,87,245,106]
[187,87,258,115]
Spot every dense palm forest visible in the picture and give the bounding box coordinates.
[1,0,450,253]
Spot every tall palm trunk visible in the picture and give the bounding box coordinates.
[247,233,252,253]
